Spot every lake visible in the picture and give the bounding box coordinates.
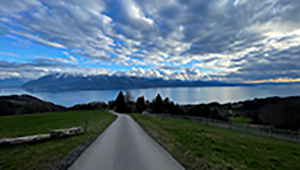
[0,85,299,107]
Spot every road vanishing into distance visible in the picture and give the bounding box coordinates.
[69,111,184,170]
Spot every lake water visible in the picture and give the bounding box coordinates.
[0,85,299,107]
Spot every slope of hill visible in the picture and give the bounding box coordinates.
[0,94,66,116]
[132,114,300,169]
[22,73,242,92]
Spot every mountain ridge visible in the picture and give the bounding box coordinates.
[0,78,29,88]
[22,73,247,92]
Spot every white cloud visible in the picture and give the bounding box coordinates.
[0,51,20,57]
[0,72,21,79]
[114,67,207,81]
[0,0,41,16]
[0,0,300,82]
[11,30,66,49]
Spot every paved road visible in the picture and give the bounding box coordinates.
[68,111,184,170]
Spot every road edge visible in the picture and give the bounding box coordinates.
[51,110,119,170]
[130,114,185,170]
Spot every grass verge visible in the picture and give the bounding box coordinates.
[131,114,300,170]
[0,110,116,170]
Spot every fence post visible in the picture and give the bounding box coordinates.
[85,113,88,132]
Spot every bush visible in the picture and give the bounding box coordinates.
[108,101,115,109]
[0,99,15,116]
[186,104,210,117]
[258,100,300,130]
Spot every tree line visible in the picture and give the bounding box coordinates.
[109,91,229,121]
[109,91,300,131]
[1,92,299,131]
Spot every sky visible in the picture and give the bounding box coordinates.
[0,0,300,83]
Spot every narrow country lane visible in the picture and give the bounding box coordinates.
[68,110,184,170]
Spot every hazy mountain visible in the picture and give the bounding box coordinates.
[22,73,244,92]
[0,78,29,88]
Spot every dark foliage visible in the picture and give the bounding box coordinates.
[230,96,300,112]
[0,98,14,116]
[136,96,146,113]
[114,91,130,113]
[210,110,229,121]
[127,101,137,113]
[257,100,300,130]
[108,100,115,109]
[207,102,221,108]
[183,104,228,121]
[151,94,163,113]
[167,102,184,115]
[68,102,107,111]
[0,95,66,116]
[187,104,211,117]
[163,97,170,105]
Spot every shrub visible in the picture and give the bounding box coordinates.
[0,99,15,116]
[258,100,300,130]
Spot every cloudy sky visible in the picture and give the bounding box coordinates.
[0,0,300,83]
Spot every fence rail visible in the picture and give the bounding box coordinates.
[151,114,300,143]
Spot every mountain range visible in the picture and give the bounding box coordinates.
[21,73,246,92]
[0,78,29,88]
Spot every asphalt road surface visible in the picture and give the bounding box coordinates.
[68,111,184,170]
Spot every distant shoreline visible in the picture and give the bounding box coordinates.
[1,85,300,108]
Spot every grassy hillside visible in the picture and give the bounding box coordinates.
[0,95,66,116]
[0,110,116,170]
[132,114,300,170]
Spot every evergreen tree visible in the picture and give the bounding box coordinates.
[115,91,127,113]
[153,94,163,113]
[136,96,146,113]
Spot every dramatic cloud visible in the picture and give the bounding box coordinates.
[0,0,299,82]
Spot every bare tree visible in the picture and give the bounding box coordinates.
[124,90,134,103]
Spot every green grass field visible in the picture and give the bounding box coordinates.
[132,114,300,170]
[230,117,252,124]
[0,110,116,170]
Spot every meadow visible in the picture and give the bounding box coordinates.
[132,114,300,170]
[0,110,116,170]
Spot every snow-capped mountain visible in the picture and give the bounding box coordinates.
[22,72,234,92]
